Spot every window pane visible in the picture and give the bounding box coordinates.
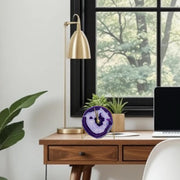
[96,12,156,97]
[96,0,157,7]
[161,12,180,86]
[162,0,180,7]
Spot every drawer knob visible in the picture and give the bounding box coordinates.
[79,152,86,156]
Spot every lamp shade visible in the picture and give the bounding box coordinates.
[68,14,91,59]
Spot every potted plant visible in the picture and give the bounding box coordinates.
[0,91,47,180]
[107,98,127,132]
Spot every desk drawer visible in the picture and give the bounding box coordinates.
[123,145,154,161]
[49,146,118,161]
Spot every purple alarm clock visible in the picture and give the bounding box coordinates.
[82,106,113,138]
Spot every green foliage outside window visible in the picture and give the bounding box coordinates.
[96,0,180,97]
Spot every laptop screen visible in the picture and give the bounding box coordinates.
[154,87,180,131]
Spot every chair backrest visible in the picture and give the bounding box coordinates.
[142,139,180,180]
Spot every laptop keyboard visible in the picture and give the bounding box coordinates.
[163,131,180,134]
[163,131,180,135]
[153,131,180,137]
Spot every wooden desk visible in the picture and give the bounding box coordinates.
[39,131,165,180]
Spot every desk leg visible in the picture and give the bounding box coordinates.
[82,165,94,180]
[70,165,83,180]
[45,164,47,180]
[70,165,94,180]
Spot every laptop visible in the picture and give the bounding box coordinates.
[152,87,180,137]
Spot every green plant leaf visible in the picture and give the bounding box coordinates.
[0,177,8,180]
[83,94,109,110]
[107,98,128,114]
[0,109,9,132]
[4,109,21,129]
[9,91,47,113]
[0,121,25,150]
[0,91,47,133]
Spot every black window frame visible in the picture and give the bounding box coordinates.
[70,0,180,117]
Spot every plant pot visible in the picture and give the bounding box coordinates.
[111,113,125,132]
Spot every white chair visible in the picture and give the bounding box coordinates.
[142,139,180,180]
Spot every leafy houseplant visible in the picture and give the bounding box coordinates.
[83,94,109,110]
[0,177,7,180]
[107,98,128,132]
[0,91,47,180]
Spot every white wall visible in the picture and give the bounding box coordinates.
[0,0,153,179]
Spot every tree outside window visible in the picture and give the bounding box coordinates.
[96,0,180,98]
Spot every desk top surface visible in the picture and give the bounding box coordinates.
[39,131,166,145]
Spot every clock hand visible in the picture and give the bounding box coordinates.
[94,107,100,125]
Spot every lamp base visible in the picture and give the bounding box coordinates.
[57,127,83,134]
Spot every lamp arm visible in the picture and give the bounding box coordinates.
[64,14,81,26]
[64,14,81,31]
[64,22,78,26]
[63,22,67,128]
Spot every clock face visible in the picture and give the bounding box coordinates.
[82,106,113,138]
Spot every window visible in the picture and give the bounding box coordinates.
[71,0,180,117]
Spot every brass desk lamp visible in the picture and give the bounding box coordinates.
[57,14,91,134]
